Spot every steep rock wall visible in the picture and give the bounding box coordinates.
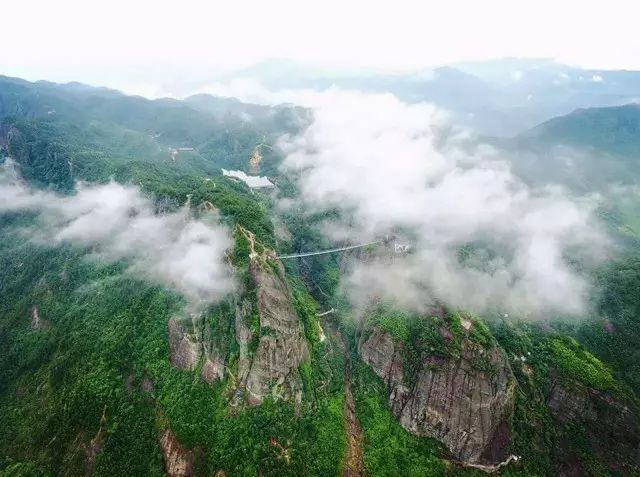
[547,371,640,476]
[243,258,310,405]
[167,225,310,406]
[159,429,193,477]
[359,320,515,465]
[168,318,201,372]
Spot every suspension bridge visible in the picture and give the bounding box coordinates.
[276,240,382,259]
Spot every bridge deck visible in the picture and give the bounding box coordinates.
[276,241,381,259]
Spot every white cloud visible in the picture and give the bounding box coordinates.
[279,91,607,317]
[199,79,334,107]
[2,0,640,92]
[0,161,234,310]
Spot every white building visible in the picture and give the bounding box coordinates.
[222,169,275,189]
[394,243,411,253]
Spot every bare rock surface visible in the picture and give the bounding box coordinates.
[140,376,155,394]
[201,355,225,384]
[159,428,193,477]
[29,305,50,331]
[547,372,640,475]
[233,299,253,392]
[359,323,515,465]
[168,319,201,371]
[166,226,310,407]
[243,258,309,405]
[81,406,107,476]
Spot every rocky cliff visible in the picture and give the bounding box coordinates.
[547,370,640,476]
[358,312,515,466]
[168,318,201,372]
[241,256,310,405]
[167,225,310,407]
[159,428,193,477]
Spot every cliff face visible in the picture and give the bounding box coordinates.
[168,319,201,372]
[159,429,193,477]
[168,310,233,385]
[29,305,50,331]
[242,258,310,405]
[547,372,640,476]
[167,226,310,407]
[359,318,515,466]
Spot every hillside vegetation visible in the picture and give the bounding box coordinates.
[1,77,640,476]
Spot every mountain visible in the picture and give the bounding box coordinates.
[0,74,307,180]
[1,76,640,476]
[523,103,640,155]
[210,58,640,136]
[443,59,640,135]
[494,104,640,197]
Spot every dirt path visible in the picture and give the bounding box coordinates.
[343,350,364,477]
[326,322,364,476]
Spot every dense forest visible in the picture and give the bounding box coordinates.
[1,75,640,477]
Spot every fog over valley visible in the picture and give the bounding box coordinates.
[0,160,235,310]
[2,3,640,476]
[275,90,608,316]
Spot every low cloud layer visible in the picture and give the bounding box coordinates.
[279,91,607,317]
[0,161,234,309]
[201,79,341,107]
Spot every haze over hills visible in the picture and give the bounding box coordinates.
[523,103,640,154]
[4,0,640,474]
[192,58,640,136]
[2,64,640,477]
[9,56,640,137]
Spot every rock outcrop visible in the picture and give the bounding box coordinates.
[201,355,225,384]
[168,315,230,386]
[167,225,310,406]
[243,257,309,405]
[233,298,254,400]
[547,372,640,476]
[159,429,193,477]
[29,305,50,331]
[168,319,201,371]
[229,226,310,406]
[81,406,107,476]
[359,318,515,466]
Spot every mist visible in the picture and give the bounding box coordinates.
[278,90,608,318]
[0,161,234,310]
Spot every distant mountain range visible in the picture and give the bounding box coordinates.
[2,71,638,193]
[2,71,640,477]
[209,58,640,136]
[497,104,640,194]
[523,103,640,154]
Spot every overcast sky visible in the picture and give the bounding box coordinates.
[2,0,639,92]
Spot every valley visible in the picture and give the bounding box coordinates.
[1,70,640,477]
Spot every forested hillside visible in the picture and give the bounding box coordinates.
[1,77,640,477]
[523,104,640,155]
[504,104,640,193]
